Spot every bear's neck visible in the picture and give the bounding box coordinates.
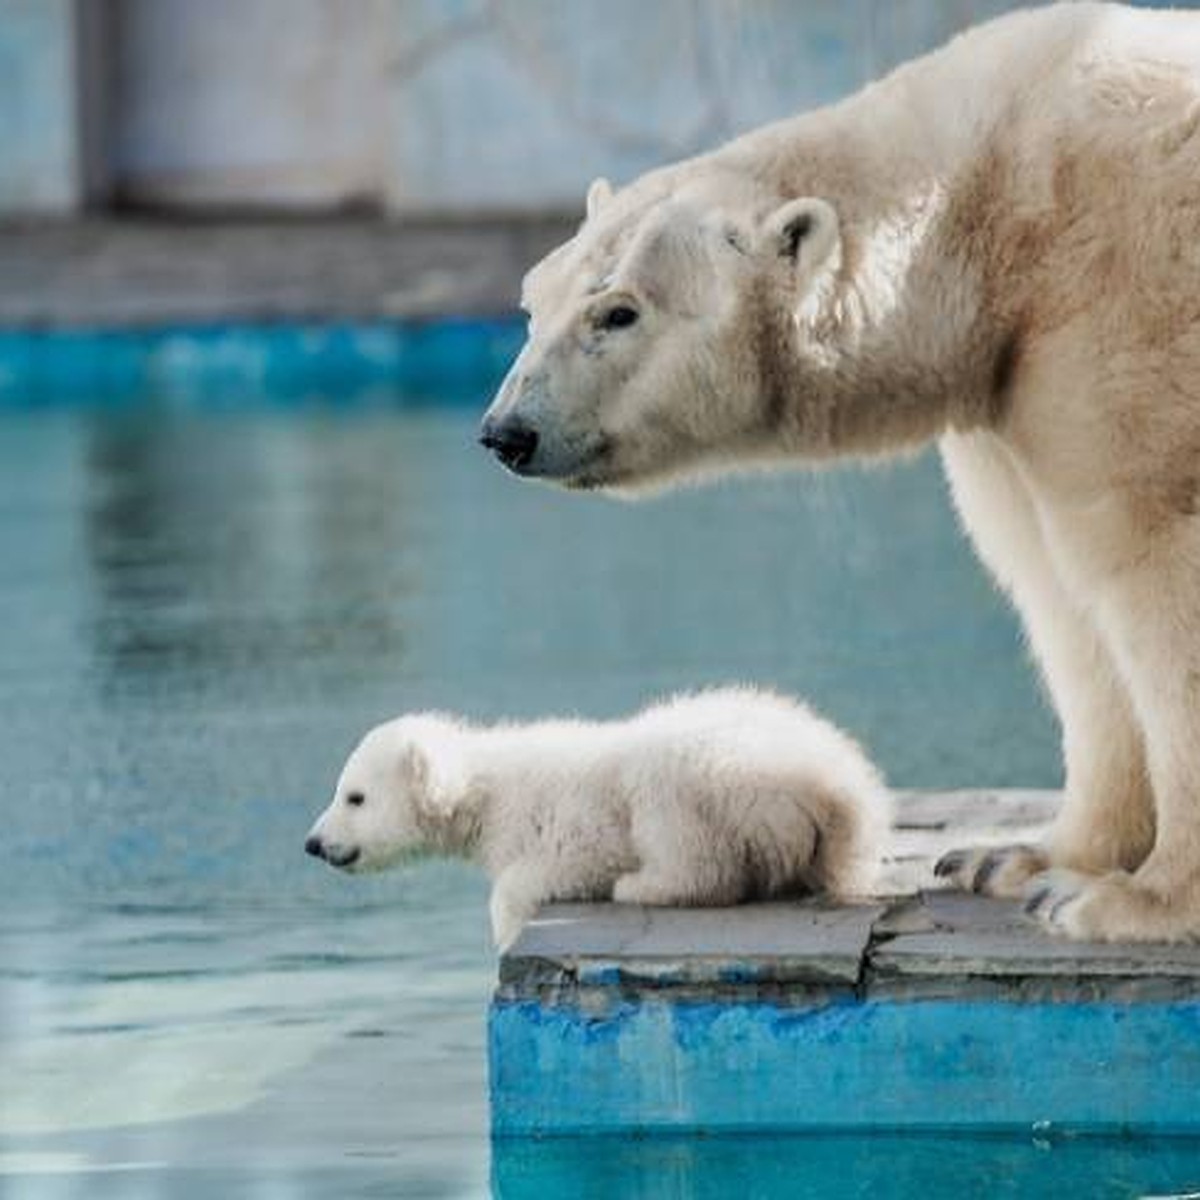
[715,55,1030,460]
[773,203,1015,460]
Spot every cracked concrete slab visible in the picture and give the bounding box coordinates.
[871,889,1200,993]
[501,899,886,990]
[498,790,1200,1002]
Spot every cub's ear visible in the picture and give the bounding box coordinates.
[398,743,429,790]
[586,176,614,222]
[761,197,840,279]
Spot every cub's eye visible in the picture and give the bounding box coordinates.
[345,792,365,807]
[599,304,639,331]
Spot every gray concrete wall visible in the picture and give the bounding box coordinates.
[110,0,1022,215]
[0,0,89,212]
[110,0,384,210]
[2,0,1194,216]
[381,0,1018,214]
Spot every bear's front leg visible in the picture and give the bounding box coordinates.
[1025,535,1200,942]
[488,857,607,950]
[1023,867,1200,940]
[936,433,1155,899]
[933,606,1154,900]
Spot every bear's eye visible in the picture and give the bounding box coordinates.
[598,304,639,331]
[345,792,365,807]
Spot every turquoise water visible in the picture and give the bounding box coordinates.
[5,398,1154,1197]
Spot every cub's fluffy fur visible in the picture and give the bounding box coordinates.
[305,688,890,949]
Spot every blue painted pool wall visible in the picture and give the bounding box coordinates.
[0,319,524,407]
[489,996,1200,1136]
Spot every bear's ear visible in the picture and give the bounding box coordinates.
[586,177,614,222]
[761,197,840,279]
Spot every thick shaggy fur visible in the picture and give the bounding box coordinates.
[305,689,890,949]
[480,3,1200,943]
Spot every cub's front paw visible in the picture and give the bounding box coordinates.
[489,887,537,953]
[933,843,1050,898]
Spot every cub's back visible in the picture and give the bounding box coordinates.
[628,688,882,796]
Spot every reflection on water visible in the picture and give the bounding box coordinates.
[1,893,492,1198]
[494,1133,1200,1200]
[83,411,412,680]
[1,403,1066,1195]
[4,407,1057,908]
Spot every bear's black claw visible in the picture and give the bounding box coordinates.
[934,849,968,879]
[971,850,1006,893]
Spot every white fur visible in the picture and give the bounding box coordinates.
[481,3,1200,942]
[306,689,890,950]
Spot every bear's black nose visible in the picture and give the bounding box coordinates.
[304,835,324,859]
[480,418,539,472]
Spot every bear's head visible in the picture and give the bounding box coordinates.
[479,172,842,493]
[304,717,450,873]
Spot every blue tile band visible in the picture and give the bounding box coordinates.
[0,318,524,406]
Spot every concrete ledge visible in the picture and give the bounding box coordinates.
[490,790,1200,1136]
[499,901,885,992]
[0,216,572,327]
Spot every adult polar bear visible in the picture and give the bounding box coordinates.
[479,2,1200,943]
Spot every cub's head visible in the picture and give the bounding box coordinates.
[479,172,842,493]
[304,717,446,874]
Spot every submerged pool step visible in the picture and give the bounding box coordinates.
[489,791,1200,1137]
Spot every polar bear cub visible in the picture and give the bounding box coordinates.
[305,687,890,950]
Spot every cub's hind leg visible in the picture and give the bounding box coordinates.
[614,782,823,906]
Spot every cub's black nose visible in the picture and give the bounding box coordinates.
[480,419,539,472]
[304,835,324,859]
